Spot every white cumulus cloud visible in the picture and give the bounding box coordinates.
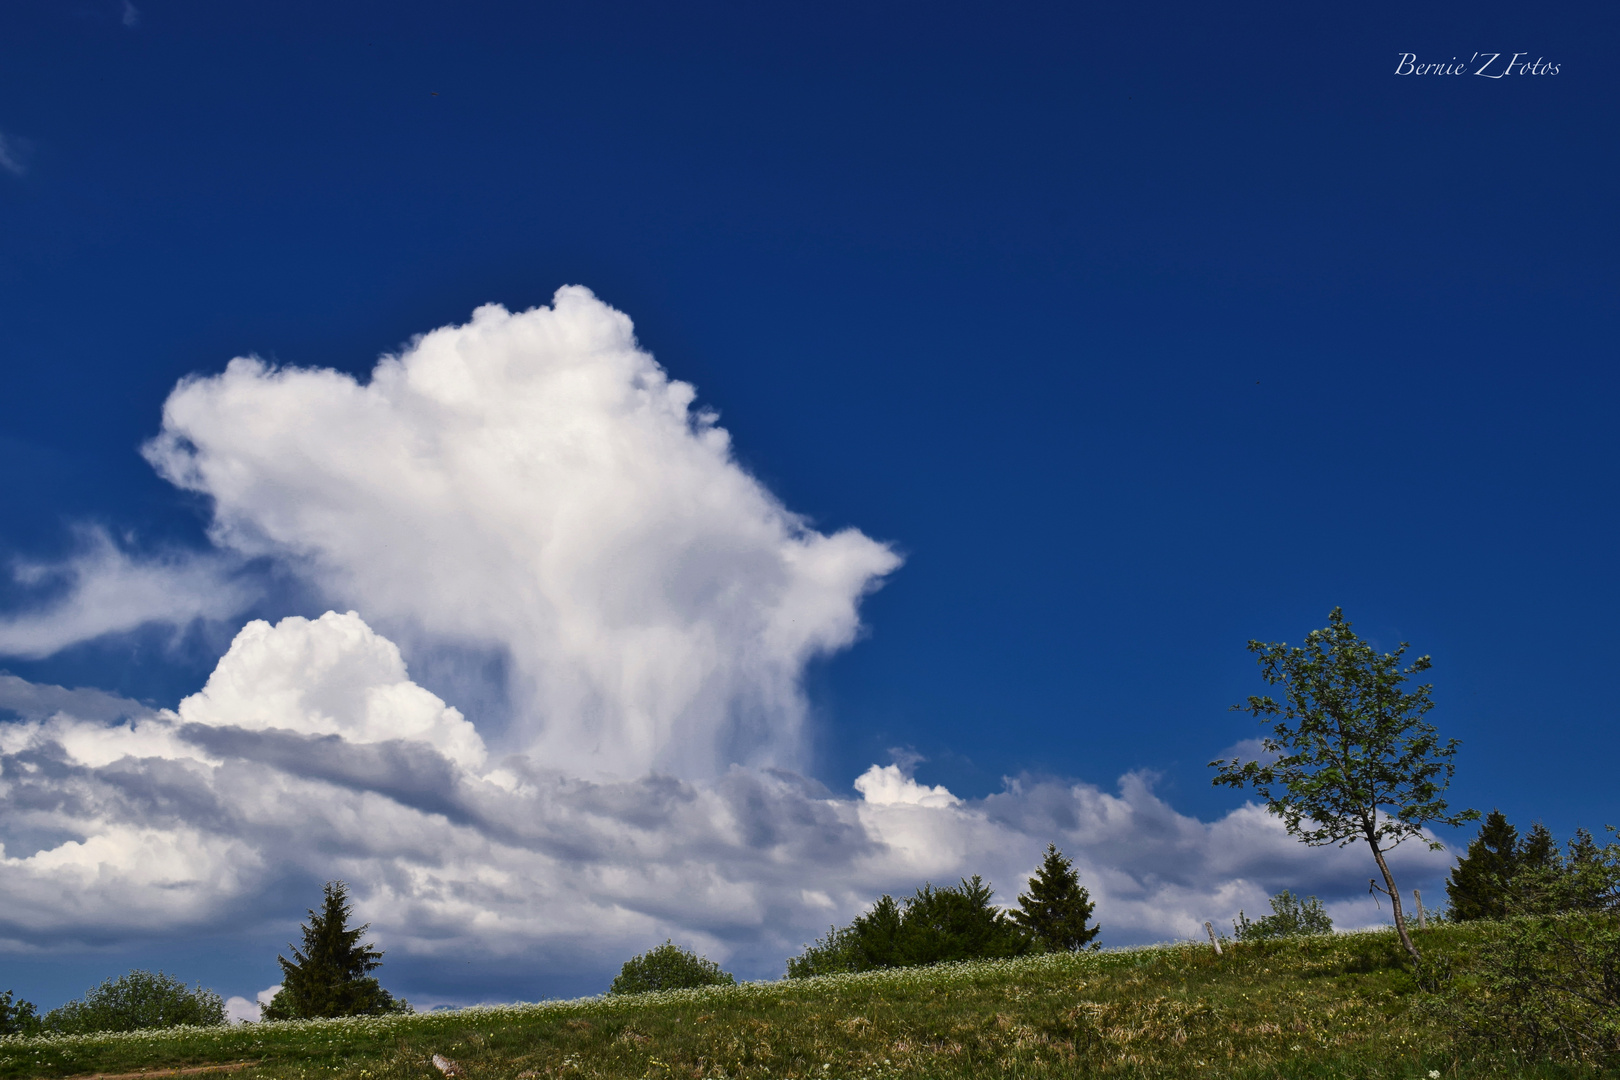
[141,287,900,779]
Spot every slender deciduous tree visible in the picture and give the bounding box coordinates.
[1211,608,1477,963]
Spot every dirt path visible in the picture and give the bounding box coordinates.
[62,1062,260,1080]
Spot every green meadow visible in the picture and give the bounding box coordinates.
[0,924,1604,1080]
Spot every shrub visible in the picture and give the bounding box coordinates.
[43,970,225,1034]
[1434,828,1620,1066]
[1437,911,1620,1065]
[1234,890,1333,941]
[609,942,735,994]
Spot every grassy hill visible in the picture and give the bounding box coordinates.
[0,923,1602,1080]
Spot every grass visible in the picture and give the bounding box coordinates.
[2,923,1610,1080]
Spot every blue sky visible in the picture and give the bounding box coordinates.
[0,0,1615,1012]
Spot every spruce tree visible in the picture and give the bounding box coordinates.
[1011,844,1100,952]
[1446,810,1523,920]
[261,881,408,1019]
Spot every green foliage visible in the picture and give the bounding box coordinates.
[1433,829,1620,1065]
[1212,607,1477,961]
[1449,815,1620,921]
[1010,844,1100,952]
[261,881,409,1020]
[1233,889,1333,941]
[1446,809,1523,921]
[41,970,224,1034]
[1447,811,1565,920]
[894,876,1032,965]
[0,991,40,1037]
[609,941,735,995]
[1532,827,1620,913]
[1435,912,1620,1065]
[787,876,1032,977]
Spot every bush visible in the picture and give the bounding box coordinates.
[1437,911,1620,1065]
[43,970,225,1034]
[609,942,735,994]
[0,990,41,1036]
[1234,890,1333,941]
[1434,828,1620,1066]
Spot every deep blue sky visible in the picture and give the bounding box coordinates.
[1,0,1615,995]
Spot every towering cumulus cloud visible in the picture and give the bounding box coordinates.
[143,287,900,778]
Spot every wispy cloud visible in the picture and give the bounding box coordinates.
[122,1,140,28]
[0,132,27,177]
[0,527,256,659]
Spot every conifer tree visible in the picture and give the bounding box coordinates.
[261,881,409,1019]
[1011,844,1100,952]
[785,876,1032,975]
[895,876,1032,965]
[1446,809,1522,921]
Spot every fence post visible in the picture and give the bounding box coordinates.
[1204,920,1223,955]
[1413,889,1428,930]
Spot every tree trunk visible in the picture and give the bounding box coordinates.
[1368,841,1421,963]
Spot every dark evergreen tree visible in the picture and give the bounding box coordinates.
[1446,809,1522,921]
[894,876,1032,966]
[1520,822,1559,875]
[786,876,1032,975]
[261,881,409,1020]
[851,893,905,968]
[609,941,735,994]
[1011,844,1100,952]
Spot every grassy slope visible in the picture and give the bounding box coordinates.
[0,924,1602,1080]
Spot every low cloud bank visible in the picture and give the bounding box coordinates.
[0,613,1449,995]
